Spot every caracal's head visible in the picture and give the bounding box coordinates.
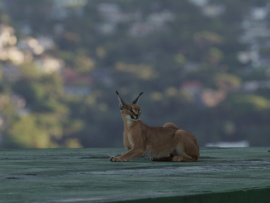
[116,91,143,120]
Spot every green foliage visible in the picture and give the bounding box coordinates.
[230,94,270,111]
[214,73,242,90]
[1,0,270,148]
[6,115,52,148]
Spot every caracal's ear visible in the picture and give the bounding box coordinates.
[116,90,127,110]
[132,92,144,104]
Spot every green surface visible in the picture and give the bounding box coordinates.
[0,148,270,203]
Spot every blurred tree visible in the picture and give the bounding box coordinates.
[2,0,270,148]
[6,115,52,148]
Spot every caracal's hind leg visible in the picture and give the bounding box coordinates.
[163,122,178,130]
[174,130,200,162]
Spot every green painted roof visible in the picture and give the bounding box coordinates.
[0,148,270,203]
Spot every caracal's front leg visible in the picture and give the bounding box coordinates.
[110,148,144,162]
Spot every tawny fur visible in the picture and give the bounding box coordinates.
[110,92,199,162]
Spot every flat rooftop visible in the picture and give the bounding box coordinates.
[0,148,270,203]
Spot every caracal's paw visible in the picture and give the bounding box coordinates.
[172,156,184,162]
[110,156,127,162]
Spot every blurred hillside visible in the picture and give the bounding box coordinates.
[1,0,270,148]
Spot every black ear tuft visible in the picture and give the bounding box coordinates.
[132,92,144,104]
[116,90,126,110]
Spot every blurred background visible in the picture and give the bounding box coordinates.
[0,0,270,148]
